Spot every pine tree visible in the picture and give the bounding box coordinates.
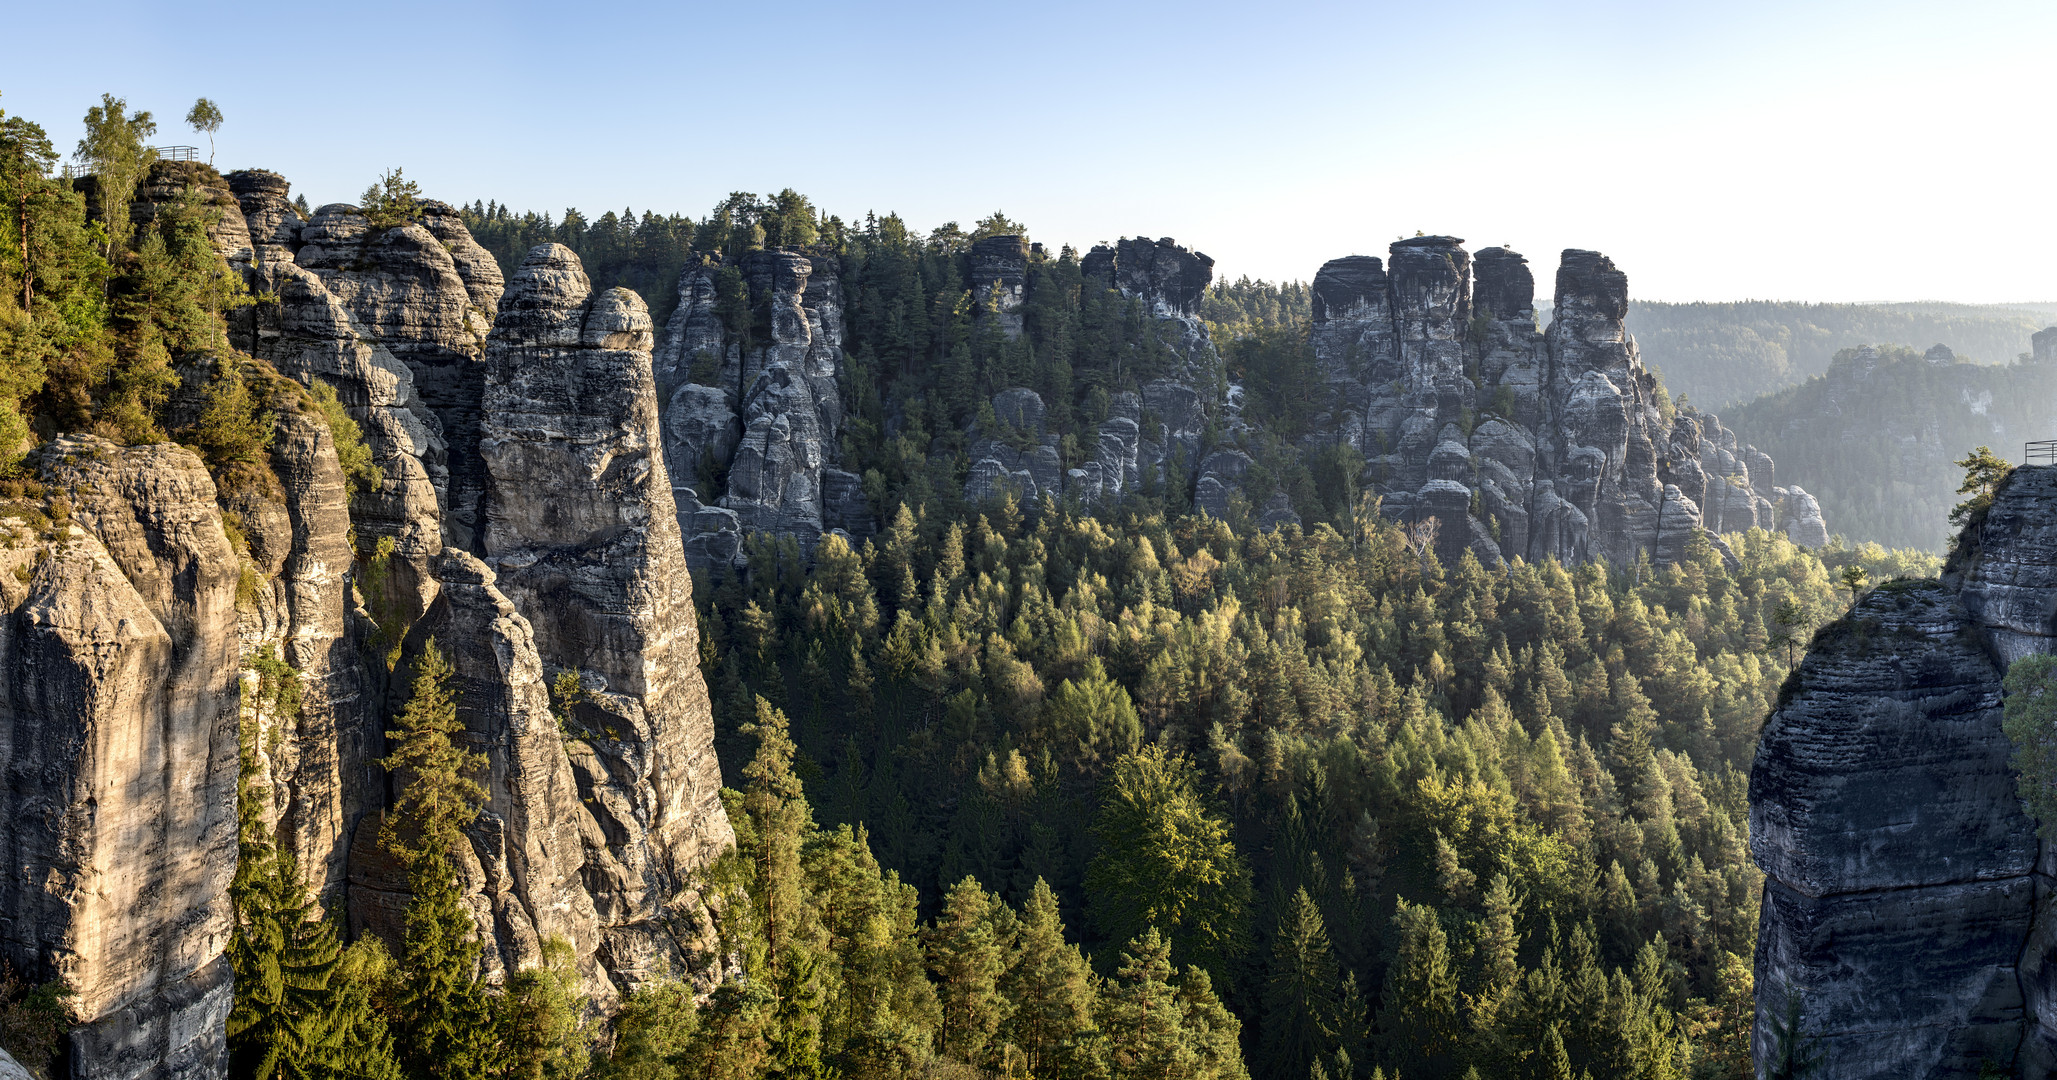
[1001,879,1102,1080]
[1378,900,1457,1076]
[1260,889,1340,1080]
[228,707,345,1080]
[1101,929,1194,1080]
[379,640,497,1080]
[926,876,1012,1066]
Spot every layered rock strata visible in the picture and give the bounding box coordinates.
[653,248,862,568]
[0,437,241,1080]
[1310,241,1808,567]
[294,200,502,549]
[481,245,735,987]
[1751,465,2057,1075]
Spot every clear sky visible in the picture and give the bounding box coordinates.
[5,0,2052,302]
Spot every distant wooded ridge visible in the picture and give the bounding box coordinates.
[1624,299,2057,410]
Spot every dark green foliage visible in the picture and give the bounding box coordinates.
[230,655,400,1080]
[360,169,422,229]
[1086,744,1251,979]
[380,641,498,1080]
[689,483,1925,1075]
[0,960,73,1077]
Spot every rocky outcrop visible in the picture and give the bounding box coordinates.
[294,200,502,549]
[1082,236,1216,374]
[970,235,1029,340]
[221,368,380,900]
[224,170,450,625]
[0,437,240,1080]
[372,552,611,999]
[1310,240,1806,568]
[481,245,735,988]
[652,249,850,567]
[1751,467,2057,1076]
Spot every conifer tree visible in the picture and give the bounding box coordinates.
[1086,745,1250,976]
[1260,889,1340,1080]
[379,640,497,1080]
[926,876,1012,1066]
[1101,929,1193,1080]
[1378,900,1457,1075]
[1001,879,1102,1080]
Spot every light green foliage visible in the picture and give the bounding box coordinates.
[185,98,223,164]
[498,938,592,1080]
[360,169,422,229]
[307,380,382,495]
[1951,444,2012,530]
[188,360,274,469]
[2003,654,2057,839]
[75,94,156,257]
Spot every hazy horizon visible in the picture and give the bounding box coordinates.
[7,0,2053,304]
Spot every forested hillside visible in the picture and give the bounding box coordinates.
[1724,343,2057,551]
[1625,300,2057,409]
[0,89,1948,1080]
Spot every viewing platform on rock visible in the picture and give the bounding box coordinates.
[2025,440,2057,465]
[149,145,198,162]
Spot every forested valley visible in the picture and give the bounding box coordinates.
[0,93,1952,1080]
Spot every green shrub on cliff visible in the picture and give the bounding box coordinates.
[2003,654,2057,838]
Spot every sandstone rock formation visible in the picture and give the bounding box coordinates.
[0,437,241,1080]
[294,198,502,549]
[0,171,742,1079]
[481,244,735,987]
[1751,465,2057,1075]
[1309,241,1807,568]
[653,248,861,567]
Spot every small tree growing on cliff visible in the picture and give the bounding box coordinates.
[2003,654,2057,839]
[1951,445,2012,529]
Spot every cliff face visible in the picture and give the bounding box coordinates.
[1750,466,2057,1077]
[652,248,865,569]
[1310,241,1818,569]
[1,171,737,1078]
[0,438,240,1080]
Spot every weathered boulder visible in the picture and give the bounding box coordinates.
[0,437,240,1080]
[481,244,735,988]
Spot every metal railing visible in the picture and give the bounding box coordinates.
[2026,440,2057,465]
[150,145,199,162]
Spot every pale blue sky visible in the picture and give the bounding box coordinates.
[6,0,2053,301]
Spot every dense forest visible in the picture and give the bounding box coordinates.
[0,92,1955,1080]
[1725,344,2057,551]
[1625,300,2057,410]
